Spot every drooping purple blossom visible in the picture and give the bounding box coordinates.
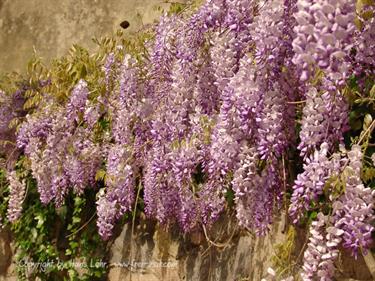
[333,145,375,258]
[105,144,135,215]
[96,191,118,240]
[143,146,180,225]
[351,3,375,78]
[301,213,340,281]
[170,145,201,231]
[6,171,26,222]
[16,112,52,150]
[0,88,26,168]
[83,101,101,129]
[298,87,348,157]
[257,86,287,160]
[289,142,332,222]
[66,79,90,123]
[64,128,102,195]
[103,53,115,91]
[292,0,356,84]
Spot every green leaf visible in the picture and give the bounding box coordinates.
[224,188,235,207]
[35,214,45,228]
[363,114,373,130]
[309,211,317,220]
[370,84,375,98]
[69,241,79,249]
[362,166,375,183]
[31,228,38,240]
[95,169,106,181]
[72,216,81,224]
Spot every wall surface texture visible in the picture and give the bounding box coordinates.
[0,213,374,280]
[0,0,176,74]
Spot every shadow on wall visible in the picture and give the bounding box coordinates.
[106,213,374,281]
[0,229,12,275]
[0,212,373,280]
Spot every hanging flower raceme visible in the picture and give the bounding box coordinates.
[232,147,275,235]
[42,110,72,206]
[6,171,26,222]
[17,111,52,151]
[143,146,181,225]
[103,53,115,91]
[66,79,90,123]
[301,213,340,281]
[292,0,356,84]
[96,144,135,239]
[210,31,238,95]
[170,145,201,232]
[250,0,297,160]
[297,87,348,157]
[15,79,95,207]
[257,86,288,160]
[64,128,102,195]
[199,56,261,225]
[96,190,118,241]
[95,55,143,239]
[333,145,375,258]
[352,2,375,78]
[289,142,332,222]
[194,56,220,115]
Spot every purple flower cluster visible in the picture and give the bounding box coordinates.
[298,87,348,157]
[232,147,278,235]
[289,142,331,222]
[66,79,90,123]
[143,147,179,225]
[292,0,356,83]
[225,0,298,233]
[65,128,102,195]
[0,88,26,168]
[333,145,374,258]
[95,56,142,239]
[96,190,118,240]
[103,53,115,90]
[6,171,26,222]
[96,145,135,240]
[301,213,340,281]
[295,145,374,277]
[16,112,52,150]
[15,80,102,207]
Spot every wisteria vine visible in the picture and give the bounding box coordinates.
[0,0,374,280]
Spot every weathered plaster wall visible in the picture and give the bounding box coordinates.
[106,214,374,281]
[1,213,373,281]
[0,0,177,74]
[107,213,290,281]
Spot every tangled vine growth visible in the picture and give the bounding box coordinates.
[0,0,374,280]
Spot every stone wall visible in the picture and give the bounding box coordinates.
[0,212,374,281]
[107,213,289,281]
[0,0,183,74]
[106,214,374,281]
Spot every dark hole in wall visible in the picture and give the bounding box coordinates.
[120,20,130,29]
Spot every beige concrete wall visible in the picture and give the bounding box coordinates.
[0,0,180,74]
[1,213,373,281]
